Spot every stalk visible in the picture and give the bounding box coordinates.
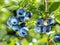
[44,0,48,12]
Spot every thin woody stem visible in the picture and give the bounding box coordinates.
[44,0,48,12]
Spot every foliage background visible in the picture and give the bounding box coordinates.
[0,0,60,45]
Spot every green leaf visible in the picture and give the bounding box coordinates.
[38,34,48,44]
[21,38,28,45]
[0,30,7,41]
[0,0,4,6]
[2,35,10,42]
[55,15,60,24]
[38,5,45,12]
[8,37,18,45]
[48,2,60,13]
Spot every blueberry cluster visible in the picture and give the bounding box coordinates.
[7,8,32,37]
[35,18,55,33]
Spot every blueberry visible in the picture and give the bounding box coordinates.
[18,27,28,37]
[34,26,43,33]
[25,12,32,20]
[18,16,25,22]
[7,16,20,31]
[10,16,18,25]
[20,22,26,27]
[54,34,60,36]
[36,18,44,26]
[43,26,51,33]
[7,19,12,27]
[54,35,60,42]
[12,25,20,31]
[7,20,20,31]
[48,18,55,25]
[16,8,26,17]
[11,17,18,25]
[7,16,18,27]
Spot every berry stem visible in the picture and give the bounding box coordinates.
[44,0,48,12]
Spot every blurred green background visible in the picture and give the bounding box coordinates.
[0,0,60,45]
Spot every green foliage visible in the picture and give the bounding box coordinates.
[48,2,60,13]
[0,0,60,45]
[0,29,7,41]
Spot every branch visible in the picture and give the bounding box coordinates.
[44,0,48,12]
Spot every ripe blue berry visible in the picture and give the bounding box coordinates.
[48,18,55,25]
[11,17,18,25]
[18,16,25,22]
[7,16,20,31]
[7,19,12,27]
[12,25,20,31]
[7,16,18,27]
[36,18,44,26]
[43,26,51,33]
[34,26,43,33]
[54,34,60,36]
[54,34,60,42]
[16,8,26,17]
[25,12,32,20]
[18,27,28,37]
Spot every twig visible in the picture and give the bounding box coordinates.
[44,0,48,12]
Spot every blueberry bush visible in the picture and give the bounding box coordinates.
[0,0,60,45]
